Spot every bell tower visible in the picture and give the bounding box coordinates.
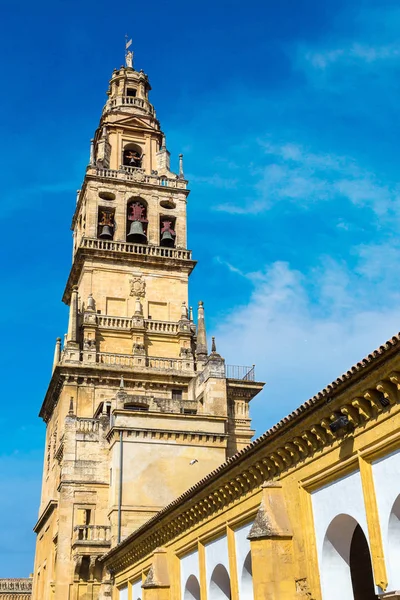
[31,46,264,600]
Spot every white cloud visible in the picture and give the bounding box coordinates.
[303,43,400,70]
[214,251,400,435]
[216,140,400,217]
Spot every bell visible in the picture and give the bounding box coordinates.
[99,225,113,240]
[160,230,175,247]
[127,220,147,243]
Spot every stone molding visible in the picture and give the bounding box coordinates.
[33,500,57,534]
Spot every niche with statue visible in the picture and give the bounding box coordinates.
[160,215,176,247]
[97,208,115,240]
[127,200,148,244]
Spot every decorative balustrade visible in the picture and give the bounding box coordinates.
[80,237,192,261]
[96,315,180,334]
[76,418,100,434]
[106,95,154,114]
[73,525,111,545]
[0,579,32,593]
[98,352,135,368]
[90,166,187,188]
[97,315,132,329]
[97,352,194,372]
[226,364,255,381]
[145,320,179,334]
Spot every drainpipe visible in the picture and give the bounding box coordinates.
[117,430,123,543]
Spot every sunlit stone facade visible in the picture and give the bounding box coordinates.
[31,52,263,600]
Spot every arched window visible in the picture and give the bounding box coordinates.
[183,575,200,600]
[123,143,143,168]
[209,564,231,600]
[126,199,148,244]
[321,514,377,600]
[240,551,253,600]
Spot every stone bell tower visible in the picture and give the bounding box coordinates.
[31,45,264,600]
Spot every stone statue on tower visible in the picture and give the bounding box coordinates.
[125,36,133,68]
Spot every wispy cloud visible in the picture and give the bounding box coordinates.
[303,43,400,70]
[215,140,400,217]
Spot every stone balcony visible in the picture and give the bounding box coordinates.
[97,315,181,335]
[72,525,111,548]
[103,94,155,115]
[86,164,188,189]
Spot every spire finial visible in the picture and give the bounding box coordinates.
[179,154,184,179]
[211,337,217,353]
[125,35,133,68]
[196,300,208,361]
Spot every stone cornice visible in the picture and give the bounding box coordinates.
[106,425,227,446]
[62,243,196,305]
[101,337,400,573]
[39,364,195,423]
[33,499,57,533]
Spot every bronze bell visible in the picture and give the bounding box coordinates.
[160,229,175,247]
[99,225,113,240]
[127,220,147,244]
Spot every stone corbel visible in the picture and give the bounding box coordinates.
[73,555,83,581]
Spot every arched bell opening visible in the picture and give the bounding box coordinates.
[123,143,143,169]
[321,513,378,600]
[183,575,200,600]
[209,564,231,600]
[240,551,253,600]
[160,215,176,248]
[388,494,400,589]
[97,207,115,240]
[126,198,148,244]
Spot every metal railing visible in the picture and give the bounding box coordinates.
[226,365,255,381]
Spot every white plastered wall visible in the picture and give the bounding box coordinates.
[205,534,230,584]
[118,585,128,600]
[311,470,376,600]
[131,578,142,600]
[234,522,253,600]
[372,448,400,590]
[180,548,200,598]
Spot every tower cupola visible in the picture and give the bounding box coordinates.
[103,61,154,118]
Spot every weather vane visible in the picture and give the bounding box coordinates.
[125,34,133,68]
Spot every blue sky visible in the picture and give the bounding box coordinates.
[2,0,400,577]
